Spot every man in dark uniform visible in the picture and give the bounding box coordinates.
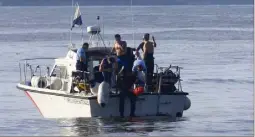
[76,42,89,71]
[117,69,137,118]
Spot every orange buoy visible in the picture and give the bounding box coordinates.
[133,86,144,96]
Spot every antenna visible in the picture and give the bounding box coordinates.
[131,0,135,48]
[101,0,105,45]
[79,2,84,44]
[102,16,104,44]
[69,0,74,45]
[81,26,84,44]
[87,17,106,48]
[97,16,100,46]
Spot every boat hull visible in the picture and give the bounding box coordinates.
[25,91,92,118]
[18,84,189,118]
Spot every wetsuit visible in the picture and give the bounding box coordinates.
[118,72,137,117]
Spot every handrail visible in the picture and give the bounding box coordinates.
[19,57,57,61]
[158,66,183,70]
[19,57,185,94]
[154,63,184,93]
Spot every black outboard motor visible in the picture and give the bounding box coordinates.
[160,70,179,93]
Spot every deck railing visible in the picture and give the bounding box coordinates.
[154,64,183,93]
[18,58,184,94]
[18,58,60,89]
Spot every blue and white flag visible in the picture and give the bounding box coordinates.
[71,3,83,30]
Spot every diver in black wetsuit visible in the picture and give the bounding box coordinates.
[117,69,137,118]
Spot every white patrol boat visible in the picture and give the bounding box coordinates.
[16,6,191,118]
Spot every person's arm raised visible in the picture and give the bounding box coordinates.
[152,36,156,47]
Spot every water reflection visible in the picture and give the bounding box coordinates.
[57,116,188,136]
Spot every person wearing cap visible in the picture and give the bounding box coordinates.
[132,59,147,73]
[76,42,89,71]
[132,59,147,86]
[99,55,117,87]
[132,52,146,80]
[132,52,147,96]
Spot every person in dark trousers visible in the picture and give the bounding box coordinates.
[99,56,117,86]
[140,33,156,91]
[117,70,137,118]
[76,42,89,71]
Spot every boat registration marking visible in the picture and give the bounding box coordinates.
[66,97,90,105]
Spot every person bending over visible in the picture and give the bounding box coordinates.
[99,55,117,87]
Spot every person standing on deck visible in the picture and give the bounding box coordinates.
[141,33,156,91]
[76,42,89,71]
[111,34,128,72]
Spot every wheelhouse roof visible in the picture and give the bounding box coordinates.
[71,46,113,60]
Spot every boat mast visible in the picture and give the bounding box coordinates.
[130,0,135,48]
[102,0,105,44]
[79,2,84,44]
[69,0,74,46]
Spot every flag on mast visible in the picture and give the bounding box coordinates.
[71,3,83,30]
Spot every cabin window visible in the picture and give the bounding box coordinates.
[93,61,99,67]
[51,65,67,79]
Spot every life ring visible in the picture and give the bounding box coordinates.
[31,76,47,88]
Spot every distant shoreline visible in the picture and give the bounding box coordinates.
[0,4,253,7]
[1,0,253,6]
